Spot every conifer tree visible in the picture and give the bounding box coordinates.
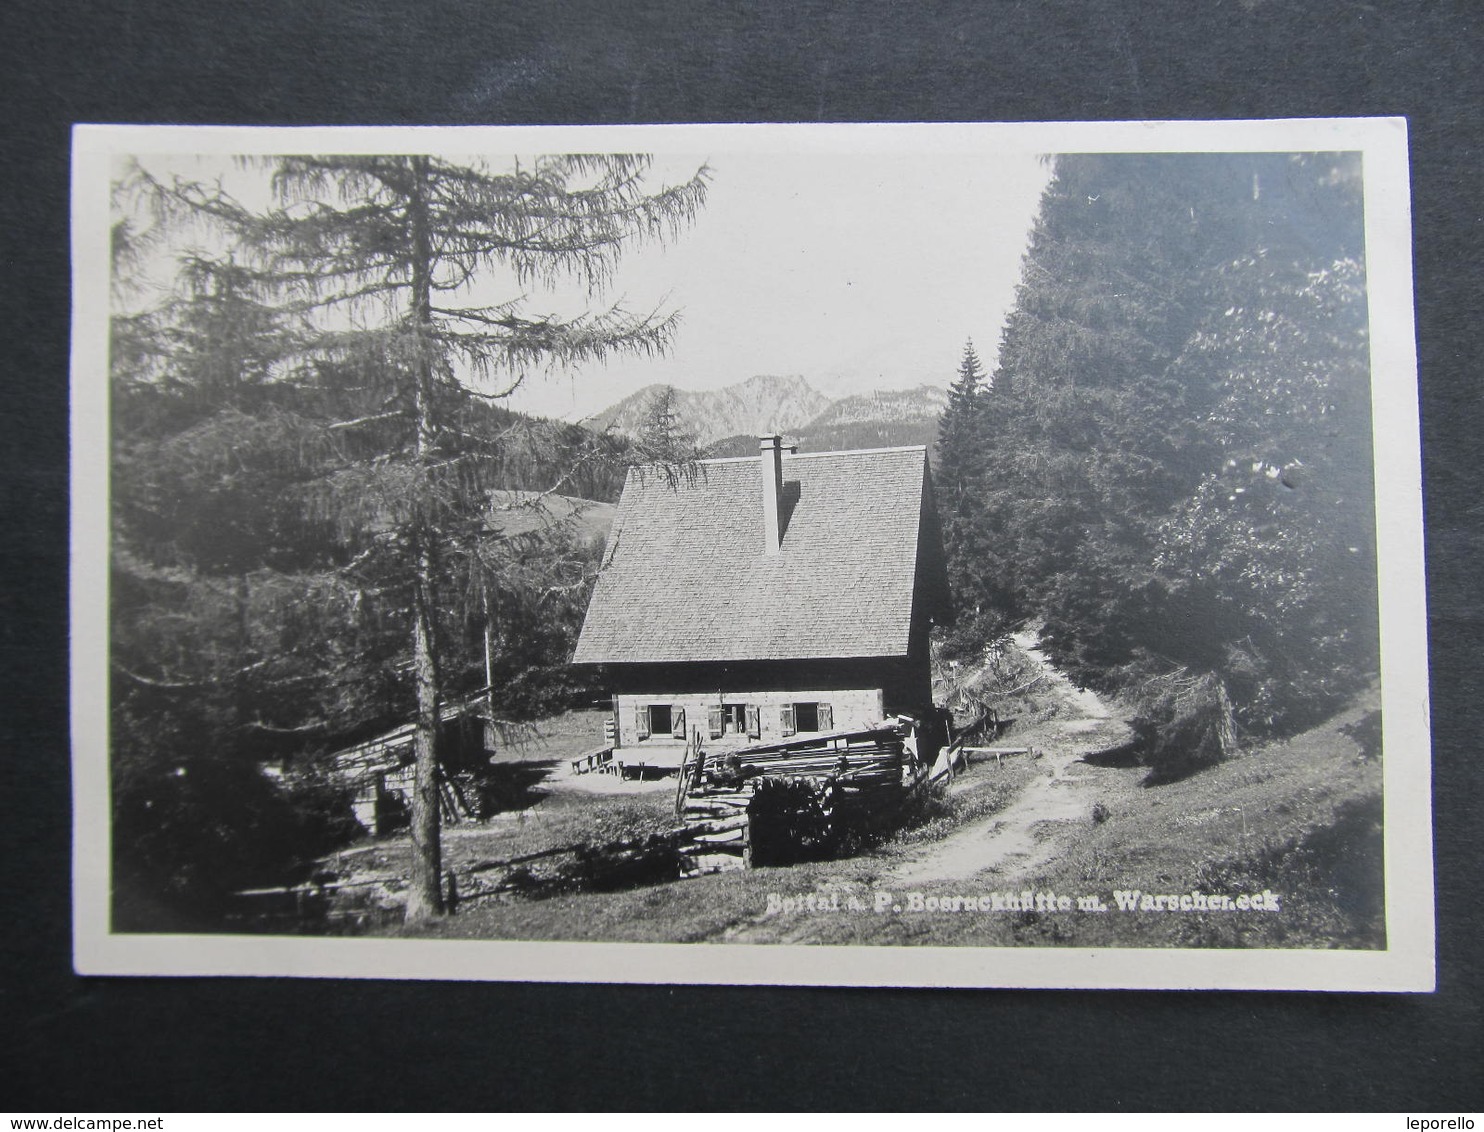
[142,154,708,921]
[938,339,987,501]
[108,221,380,920]
[633,384,704,487]
[936,339,1005,639]
[945,152,1373,756]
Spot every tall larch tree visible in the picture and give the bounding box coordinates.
[147,154,709,921]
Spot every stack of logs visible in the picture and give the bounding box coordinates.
[330,701,485,832]
[673,724,921,877]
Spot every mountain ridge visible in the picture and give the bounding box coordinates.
[590,374,947,456]
[587,374,833,448]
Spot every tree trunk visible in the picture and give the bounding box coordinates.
[404,156,445,924]
[404,534,444,922]
[482,583,498,751]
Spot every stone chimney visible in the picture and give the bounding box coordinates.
[759,434,785,554]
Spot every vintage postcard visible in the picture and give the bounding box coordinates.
[71,119,1432,989]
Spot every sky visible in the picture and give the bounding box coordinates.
[121,149,1052,422]
[511,151,1052,420]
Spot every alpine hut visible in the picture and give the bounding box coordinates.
[571,436,954,772]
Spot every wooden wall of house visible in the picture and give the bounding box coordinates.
[612,686,887,754]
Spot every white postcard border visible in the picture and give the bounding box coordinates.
[71,118,1433,991]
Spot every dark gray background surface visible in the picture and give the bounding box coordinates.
[3,0,1480,1111]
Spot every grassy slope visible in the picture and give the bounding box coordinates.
[1012,692,1384,950]
[855,687,1385,950]
[733,688,1383,950]
[400,687,1382,949]
[408,761,1040,944]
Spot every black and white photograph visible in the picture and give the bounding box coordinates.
[71,120,1432,990]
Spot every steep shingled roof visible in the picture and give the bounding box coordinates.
[572,446,950,664]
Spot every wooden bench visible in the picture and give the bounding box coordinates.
[571,747,614,775]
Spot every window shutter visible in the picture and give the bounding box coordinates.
[818,703,834,732]
[672,706,686,739]
[708,706,724,740]
[745,704,761,740]
[780,704,796,737]
[636,706,650,740]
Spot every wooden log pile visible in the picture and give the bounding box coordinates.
[673,724,922,876]
[330,699,489,831]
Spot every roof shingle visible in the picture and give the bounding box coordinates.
[572,446,947,664]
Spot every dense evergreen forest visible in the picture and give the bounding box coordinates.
[937,153,1377,778]
[111,315,626,922]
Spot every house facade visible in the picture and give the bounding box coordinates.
[571,436,953,768]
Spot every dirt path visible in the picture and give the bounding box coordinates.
[890,720,1129,886]
[890,631,1133,887]
[713,633,1138,944]
[1008,628,1111,722]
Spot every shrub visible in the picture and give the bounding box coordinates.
[1339,710,1382,760]
[112,754,360,929]
[748,777,837,865]
[583,800,677,846]
[1131,670,1237,784]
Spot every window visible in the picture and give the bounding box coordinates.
[710,704,760,740]
[786,702,834,735]
[639,704,685,740]
[648,704,672,736]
